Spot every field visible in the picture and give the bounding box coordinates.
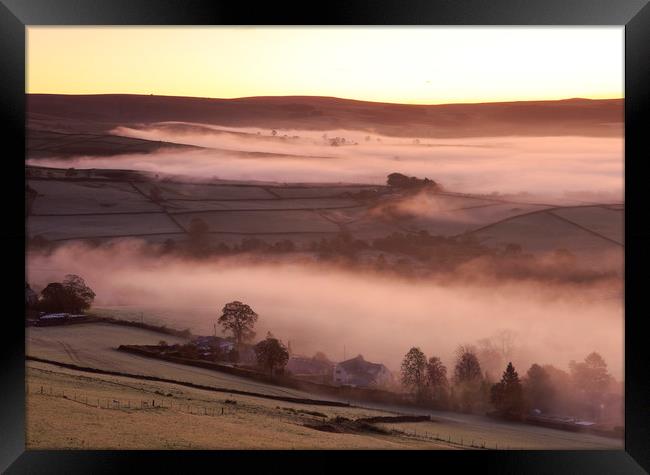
[25,324,622,450]
[471,210,623,259]
[27,324,317,399]
[27,169,623,269]
[23,94,625,451]
[173,210,340,234]
[28,213,183,241]
[27,361,435,450]
[132,182,277,201]
[165,198,360,212]
[29,180,161,215]
[27,129,197,158]
[549,206,624,244]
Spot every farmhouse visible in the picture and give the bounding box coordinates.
[287,356,333,375]
[333,354,393,388]
[191,335,235,353]
[35,313,88,326]
[286,356,334,383]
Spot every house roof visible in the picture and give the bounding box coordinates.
[337,355,387,377]
[40,313,69,319]
[192,336,232,345]
[287,356,332,374]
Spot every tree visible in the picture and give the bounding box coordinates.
[542,364,573,414]
[38,274,96,314]
[187,217,210,253]
[490,362,525,418]
[218,301,258,348]
[476,338,505,383]
[503,243,523,256]
[453,345,484,413]
[254,333,289,375]
[386,172,440,190]
[570,353,613,420]
[553,248,577,267]
[62,274,96,310]
[426,356,449,407]
[454,345,482,384]
[570,352,612,395]
[149,185,163,203]
[400,347,428,401]
[188,217,209,239]
[524,364,554,413]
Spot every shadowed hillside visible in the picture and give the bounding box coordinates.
[28,94,623,138]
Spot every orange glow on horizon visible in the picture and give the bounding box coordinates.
[27,27,624,105]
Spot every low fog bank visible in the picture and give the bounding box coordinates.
[28,123,623,203]
[27,241,623,380]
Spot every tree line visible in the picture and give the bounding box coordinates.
[400,345,617,422]
[26,274,96,315]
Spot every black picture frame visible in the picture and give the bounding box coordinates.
[2,1,649,473]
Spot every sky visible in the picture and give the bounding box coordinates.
[27,26,623,105]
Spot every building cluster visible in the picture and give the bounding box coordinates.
[184,335,394,389]
[287,353,394,389]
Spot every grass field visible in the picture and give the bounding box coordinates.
[26,173,624,265]
[166,198,361,212]
[269,186,381,199]
[29,213,182,241]
[471,211,623,257]
[550,206,623,244]
[25,324,623,450]
[174,210,340,234]
[30,180,161,215]
[401,203,552,236]
[133,182,276,201]
[25,359,622,450]
[27,362,438,450]
[27,324,321,399]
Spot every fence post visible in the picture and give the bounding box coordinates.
[40,386,43,394]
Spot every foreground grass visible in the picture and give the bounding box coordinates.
[26,363,455,450]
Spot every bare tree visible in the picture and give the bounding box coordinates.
[427,356,449,407]
[401,347,428,401]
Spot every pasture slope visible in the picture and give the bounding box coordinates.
[27,168,623,266]
[26,324,622,450]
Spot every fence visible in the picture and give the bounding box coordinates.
[390,427,518,450]
[30,385,521,449]
[29,384,233,417]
